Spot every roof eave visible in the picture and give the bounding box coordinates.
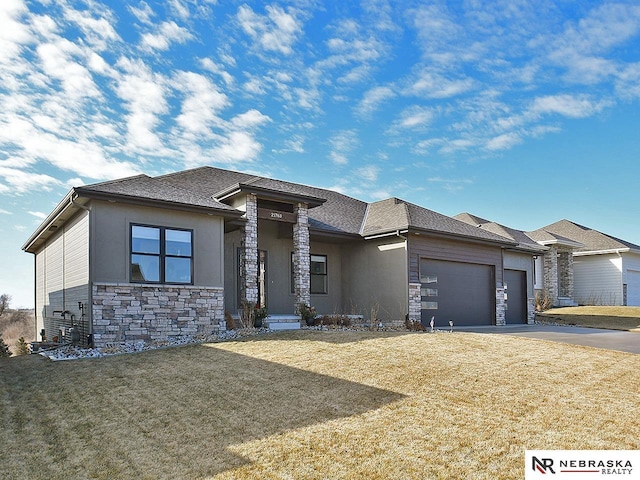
[573,248,631,256]
[22,189,77,253]
[75,188,243,218]
[215,183,326,208]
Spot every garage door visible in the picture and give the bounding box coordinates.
[420,259,494,326]
[626,270,640,306]
[505,269,527,324]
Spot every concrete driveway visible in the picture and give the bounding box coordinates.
[456,324,640,354]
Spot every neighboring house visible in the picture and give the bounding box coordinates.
[534,220,640,306]
[23,166,536,348]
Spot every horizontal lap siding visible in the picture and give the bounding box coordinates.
[573,254,622,305]
[408,234,503,285]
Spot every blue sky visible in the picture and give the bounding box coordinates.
[1,0,640,308]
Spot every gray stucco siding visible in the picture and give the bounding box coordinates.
[91,201,225,287]
[341,238,408,322]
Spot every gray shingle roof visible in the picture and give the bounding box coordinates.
[362,199,515,244]
[454,213,548,252]
[537,219,640,252]
[159,167,368,235]
[76,174,240,214]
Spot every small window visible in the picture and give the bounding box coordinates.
[290,253,328,294]
[131,225,193,284]
[310,254,327,294]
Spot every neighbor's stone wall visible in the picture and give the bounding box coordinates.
[495,286,506,325]
[557,248,574,299]
[293,202,311,311]
[92,283,225,348]
[543,246,559,306]
[408,283,421,323]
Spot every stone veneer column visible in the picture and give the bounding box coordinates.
[408,283,421,323]
[293,202,310,311]
[240,193,259,306]
[495,285,506,325]
[557,249,574,299]
[543,246,559,306]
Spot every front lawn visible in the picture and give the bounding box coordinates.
[537,306,640,331]
[1,330,638,479]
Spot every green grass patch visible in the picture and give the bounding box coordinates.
[1,330,638,479]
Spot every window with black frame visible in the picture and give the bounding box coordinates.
[290,253,328,294]
[131,225,193,284]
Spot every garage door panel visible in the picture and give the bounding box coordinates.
[627,270,640,306]
[505,269,527,324]
[420,259,494,326]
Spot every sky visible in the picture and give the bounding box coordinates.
[1,0,640,308]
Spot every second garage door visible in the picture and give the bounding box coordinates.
[420,258,495,327]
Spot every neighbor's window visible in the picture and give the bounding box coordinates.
[290,253,328,294]
[131,225,193,284]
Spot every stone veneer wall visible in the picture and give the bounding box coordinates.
[543,246,559,306]
[527,297,536,324]
[92,283,225,347]
[408,283,421,323]
[293,202,311,311]
[495,286,506,325]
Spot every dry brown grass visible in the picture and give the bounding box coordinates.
[538,306,640,331]
[1,330,638,479]
[0,309,35,355]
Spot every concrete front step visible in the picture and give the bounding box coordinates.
[266,314,301,330]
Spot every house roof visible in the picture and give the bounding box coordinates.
[75,174,241,214]
[362,200,516,245]
[24,166,520,252]
[454,213,548,253]
[22,174,243,253]
[536,219,640,254]
[159,167,368,237]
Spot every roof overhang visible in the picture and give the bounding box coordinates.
[22,188,244,254]
[535,238,584,248]
[573,248,632,257]
[214,183,326,209]
[364,226,518,248]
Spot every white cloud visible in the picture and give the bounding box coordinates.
[209,131,263,164]
[530,94,609,119]
[200,58,234,86]
[0,208,12,215]
[115,57,170,153]
[140,21,193,51]
[0,166,62,194]
[406,70,475,98]
[128,2,155,25]
[28,211,47,220]
[237,4,302,55]
[328,130,358,165]
[356,86,395,116]
[62,3,120,51]
[231,109,271,129]
[174,71,228,136]
[355,165,379,182]
[398,106,434,129]
[486,132,522,151]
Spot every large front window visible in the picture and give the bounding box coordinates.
[131,225,193,284]
[290,253,328,294]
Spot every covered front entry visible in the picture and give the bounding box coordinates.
[420,258,494,326]
[504,269,527,324]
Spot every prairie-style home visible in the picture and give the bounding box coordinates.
[23,167,553,347]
